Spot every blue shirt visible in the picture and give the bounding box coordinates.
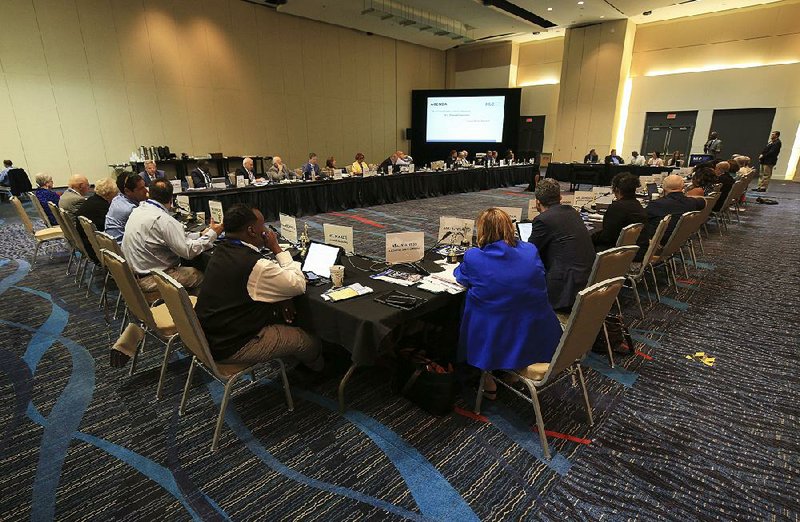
[104,193,140,242]
[0,167,11,186]
[35,188,61,226]
[302,162,320,181]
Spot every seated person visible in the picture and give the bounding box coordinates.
[504,150,515,163]
[481,150,494,166]
[0,159,14,186]
[453,152,469,168]
[647,151,664,167]
[190,160,213,188]
[122,179,221,294]
[686,167,717,197]
[528,179,595,312]
[395,151,412,165]
[235,157,261,183]
[195,204,324,373]
[455,208,561,398]
[731,155,753,179]
[267,156,293,181]
[629,151,646,166]
[379,153,400,174]
[302,153,321,181]
[584,149,599,163]
[321,156,336,179]
[591,172,648,257]
[350,153,368,176]
[605,149,624,165]
[713,161,734,212]
[34,173,61,226]
[445,150,458,169]
[76,177,118,262]
[667,151,682,166]
[105,173,148,242]
[645,174,705,244]
[139,160,166,186]
[59,174,90,214]
[491,151,499,164]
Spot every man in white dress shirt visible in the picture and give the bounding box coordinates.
[122,179,222,294]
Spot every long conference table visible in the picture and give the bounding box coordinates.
[547,162,675,188]
[182,165,536,219]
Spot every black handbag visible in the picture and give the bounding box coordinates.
[392,348,457,416]
[593,314,634,355]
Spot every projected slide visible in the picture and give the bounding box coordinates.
[426,95,506,143]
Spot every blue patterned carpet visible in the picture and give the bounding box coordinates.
[0,181,798,521]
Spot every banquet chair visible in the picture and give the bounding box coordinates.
[47,201,80,276]
[722,178,749,224]
[59,207,96,289]
[475,277,625,460]
[626,214,671,311]
[615,223,643,248]
[650,211,702,289]
[77,216,109,300]
[10,196,64,269]
[691,191,720,253]
[102,249,192,399]
[27,192,53,227]
[151,269,294,452]
[585,246,639,367]
[94,231,126,321]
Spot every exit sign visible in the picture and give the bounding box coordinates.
[667,113,677,119]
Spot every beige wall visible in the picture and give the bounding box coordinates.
[0,0,445,186]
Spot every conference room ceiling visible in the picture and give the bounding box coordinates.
[268,0,784,50]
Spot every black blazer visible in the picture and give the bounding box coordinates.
[645,192,706,245]
[379,157,400,174]
[760,139,781,166]
[190,168,211,188]
[235,166,260,182]
[528,204,595,311]
[75,194,110,262]
[713,173,735,211]
[584,153,598,163]
[592,197,648,257]
[604,155,624,165]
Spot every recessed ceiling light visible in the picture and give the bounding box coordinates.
[578,1,584,4]
[600,15,605,18]
[547,7,553,10]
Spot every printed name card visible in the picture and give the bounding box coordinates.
[497,207,523,223]
[176,195,190,213]
[208,200,224,224]
[592,186,612,196]
[279,213,297,243]
[438,216,474,244]
[386,232,425,264]
[323,223,354,254]
[561,194,575,207]
[639,175,655,187]
[236,175,245,187]
[527,199,539,219]
[573,191,595,210]
[171,179,183,194]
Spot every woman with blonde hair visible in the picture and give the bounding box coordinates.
[454,208,561,399]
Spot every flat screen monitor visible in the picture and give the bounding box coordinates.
[688,154,714,167]
[646,182,659,199]
[301,242,342,279]
[516,222,533,242]
[426,95,506,143]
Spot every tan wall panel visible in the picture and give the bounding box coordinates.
[34,0,90,81]
[110,0,155,83]
[77,0,126,83]
[0,75,28,168]
[0,1,48,75]
[93,81,136,164]
[52,81,107,176]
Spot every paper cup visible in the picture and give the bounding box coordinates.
[330,265,345,288]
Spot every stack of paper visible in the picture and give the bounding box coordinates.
[371,269,423,287]
[321,283,373,302]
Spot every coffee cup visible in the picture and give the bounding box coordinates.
[330,265,345,288]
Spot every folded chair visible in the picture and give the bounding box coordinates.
[475,277,625,460]
[10,196,64,268]
[626,215,671,310]
[47,201,80,276]
[101,249,194,400]
[150,269,294,452]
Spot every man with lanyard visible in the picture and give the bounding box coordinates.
[105,172,148,242]
[122,178,222,294]
[195,203,325,373]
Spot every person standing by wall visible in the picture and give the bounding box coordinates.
[755,131,781,192]
[704,131,722,159]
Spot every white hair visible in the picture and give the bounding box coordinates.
[94,177,119,199]
[35,172,52,187]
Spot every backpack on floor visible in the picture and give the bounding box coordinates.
[392,347,457,416]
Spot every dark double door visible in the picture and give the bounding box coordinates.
[642,111,698,160]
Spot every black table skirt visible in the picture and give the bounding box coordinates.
[546,163,674,186]
[184,165,534,220]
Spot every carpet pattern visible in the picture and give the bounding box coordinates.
[0,182,797,521]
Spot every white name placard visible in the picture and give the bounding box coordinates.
[527,199,539,219]
[176,195,190,213]
[324,223,354,254]
[639,175,655,187]
[592,186,612,196]
[171,179,183,194]
[438,216,474,244]
[561,194,575,207]
[386,232,425,264]
[497,206,523,223]
[208,200,224,224]
[573,191,595,209]
[279,213,297,243]
[236,175,245,187]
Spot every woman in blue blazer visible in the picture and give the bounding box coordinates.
[454,208,561,397]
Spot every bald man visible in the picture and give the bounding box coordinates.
[59,174,90,214]
[644,174,705,245]
[267,156,292,182]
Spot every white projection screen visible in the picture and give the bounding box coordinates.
[425,95,506,143]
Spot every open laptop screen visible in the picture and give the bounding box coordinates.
[301,242,342,279]
[516,222,533,242]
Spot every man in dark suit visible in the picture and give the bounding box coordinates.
[235,157,259,183]
[712,161,734,211]
[756,130,781,192]
[584,149,599,163]
[379,153,400,174]
[527,179,595,312]
[190,159,213,188]
[645,174,705,245]
[139,160,166,186]
[592,172,648,259]
[604,149,624,165]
